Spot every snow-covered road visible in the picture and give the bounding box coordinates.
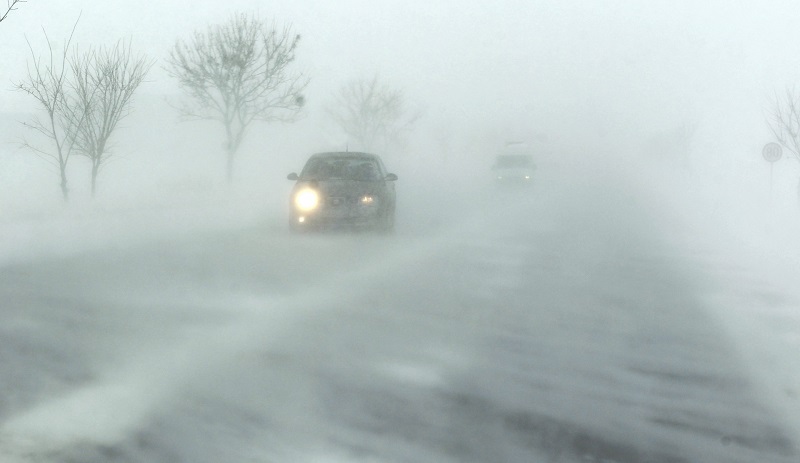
[1,166,799,462]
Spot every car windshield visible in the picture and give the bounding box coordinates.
[495,154,532,168]
[301,157,380,180]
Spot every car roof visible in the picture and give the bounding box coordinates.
[496,153,532,158]
[308,151,381,160]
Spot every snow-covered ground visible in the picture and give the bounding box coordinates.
[636,163,800,445]
[1,158,799,462]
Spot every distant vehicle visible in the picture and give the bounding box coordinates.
[492,153,536,184]
[287,152,398,232]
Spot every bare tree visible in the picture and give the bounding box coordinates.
[15,23,81,201]
[68,41,152,197]
[0,0,24,23]
[768,87,800,161]
[327,76,419,153]
[166,13,308,182]
[767,87,800,202]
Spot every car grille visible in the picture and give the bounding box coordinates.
[326,196,348,207]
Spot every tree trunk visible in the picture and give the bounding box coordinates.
[60,169,69,202]
[224,120,235,184]
[224,121,246,184]
[226,148,235,184]
[91,160,99,198]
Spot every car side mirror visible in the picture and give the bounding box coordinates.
[385,173,398,181]
[287,172,299,181]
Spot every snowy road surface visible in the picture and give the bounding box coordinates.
[1,167,799,462]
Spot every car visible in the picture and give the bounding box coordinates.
[492,153,536,184]
[286,152,398,232]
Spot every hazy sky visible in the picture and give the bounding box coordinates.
[4,1,800,174]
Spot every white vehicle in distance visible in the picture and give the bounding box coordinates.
[492,143,536,184]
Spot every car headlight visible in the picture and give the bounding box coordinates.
[294,188,319,211]
[360,195,375,205]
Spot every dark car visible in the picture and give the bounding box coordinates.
[287,152,398,232]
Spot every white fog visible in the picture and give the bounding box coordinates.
[2,1,800,462]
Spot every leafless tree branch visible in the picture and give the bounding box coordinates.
[327,75,419,154]
[14,19,81,201]
[765,86,800,204]
[165,12,308,182]
[0,0,24,23]
[68,40,153,197]
[768,87,800,162]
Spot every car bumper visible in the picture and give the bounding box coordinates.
[290,207,384,230]
[495,176,533,184]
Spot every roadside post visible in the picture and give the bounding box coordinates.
[762,142,782,200]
